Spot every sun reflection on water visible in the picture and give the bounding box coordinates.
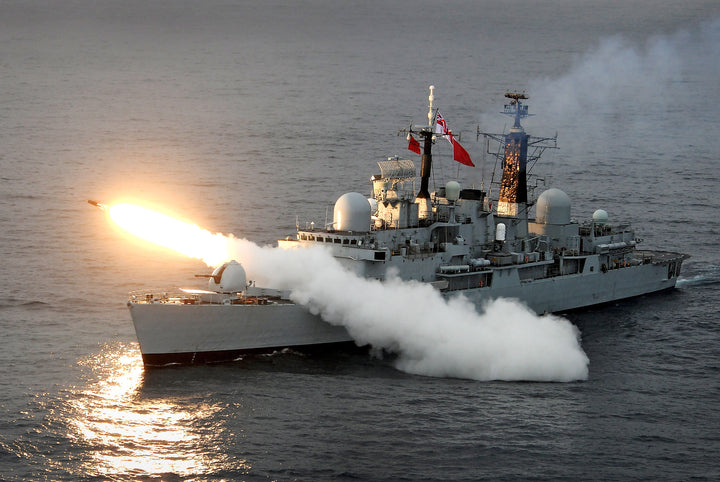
[67,344,247,479]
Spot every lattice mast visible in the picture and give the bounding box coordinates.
[498,93,530,216]
[478,93,557,217]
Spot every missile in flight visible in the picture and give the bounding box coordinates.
[87,199,107,211]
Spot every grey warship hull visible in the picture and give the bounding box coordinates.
[129,247,685,366]
[127,90,688,366]
[464,250,683,314]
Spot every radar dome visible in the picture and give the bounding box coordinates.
[593,209,609,225]
[208,260,247,293]
[535,188,571,225]
[333,192,371,232]
[445,181,461,202]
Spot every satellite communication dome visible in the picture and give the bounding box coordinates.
[535,188,571,225]
[334,192,371,232]
[593,209,609,226]
[445,181,461,202]
[208,260,247,293]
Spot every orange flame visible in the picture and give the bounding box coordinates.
[107,203,230,267]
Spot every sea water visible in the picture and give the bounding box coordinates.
[1,1,719,480]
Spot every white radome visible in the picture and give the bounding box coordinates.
[445,181,461,202]
[334,192,371,232]
[208,260,247,293]
[536,188,571,225]
[593,209,609,226]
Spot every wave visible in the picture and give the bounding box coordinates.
[0,299,49,310]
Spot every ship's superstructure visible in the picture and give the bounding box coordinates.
[127,89,688,366]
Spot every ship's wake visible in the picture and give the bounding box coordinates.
[676,265,720,288]
[226,236,589,382]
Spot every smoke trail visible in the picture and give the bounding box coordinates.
[528,17,720,152]
[226,236,589,382]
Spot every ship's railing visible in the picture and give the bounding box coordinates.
[128,288,292,305]
[128,288,238,305]
[579,221,633,237]
[128,288,207,304]
[128,288,176,300]
[633,250,690,265]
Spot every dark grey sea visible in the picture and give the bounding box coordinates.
[1,0,719,480]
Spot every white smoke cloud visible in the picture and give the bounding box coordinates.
[532,36,681,118]
[226,237,589,382]
[527,17,720,153]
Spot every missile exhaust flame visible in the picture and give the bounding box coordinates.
[104,203,230,267]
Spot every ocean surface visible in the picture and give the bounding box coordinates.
[2,0,720,480]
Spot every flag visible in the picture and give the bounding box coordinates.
[435,112,449,137]
[408,135,421,154]
[434,111,474,167]
[452,137,474,166]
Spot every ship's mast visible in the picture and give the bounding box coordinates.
[399,86,436,221]
[417,86,434,200]
[497,92,530,217]
[477,93,558,244]
[479,93,557,216]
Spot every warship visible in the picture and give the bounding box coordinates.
[128,88,688,366]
